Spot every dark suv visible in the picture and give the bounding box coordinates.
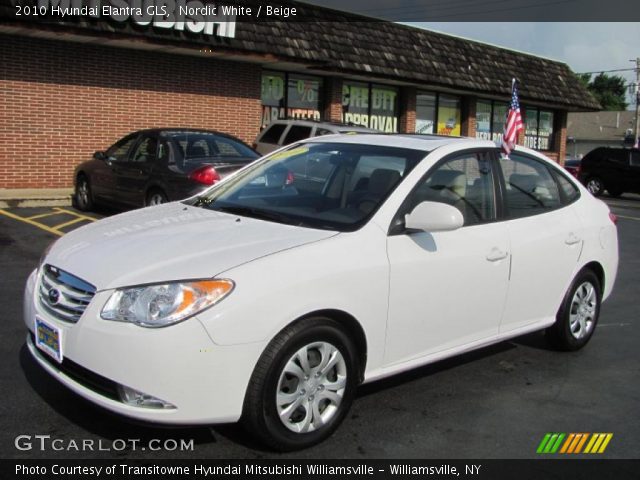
[578,147,640,197]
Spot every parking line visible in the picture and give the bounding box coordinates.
[0,209,64,236]
[26,211,60,220]
[53,207,98,222]
[52,217,86,230]
[0,207,99,237]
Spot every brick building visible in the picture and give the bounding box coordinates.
[0,0,600,190]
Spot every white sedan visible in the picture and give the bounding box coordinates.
[25,135,618,450]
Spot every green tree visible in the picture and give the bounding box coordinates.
[580,73,628,110]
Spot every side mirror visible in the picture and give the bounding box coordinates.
[404,201,464,233]
[93,151,106,161]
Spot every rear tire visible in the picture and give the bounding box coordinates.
[145,189,168,207]
[546,269,601,351]
[607,188,623,198]
[75,175,94,211]
[242,317,358,451]
[585,177,605,196]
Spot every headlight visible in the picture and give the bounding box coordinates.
[101,279,234,328]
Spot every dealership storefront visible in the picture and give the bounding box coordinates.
[0,0,599,190]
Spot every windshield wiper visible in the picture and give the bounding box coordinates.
[191,195,213,207]
[214,205,296,225]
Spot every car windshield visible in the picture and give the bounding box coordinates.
[167,132,258,163]
[188,142,428,231]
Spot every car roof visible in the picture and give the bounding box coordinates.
[131,128,247,141]
[302,133,493,151]
[265,119,376,132]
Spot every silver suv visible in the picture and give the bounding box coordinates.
[253,120,375,155]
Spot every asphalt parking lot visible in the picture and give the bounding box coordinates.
[1,196,639,460]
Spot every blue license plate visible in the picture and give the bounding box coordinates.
[35,317,63,363]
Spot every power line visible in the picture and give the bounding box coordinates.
[577,68,638,75]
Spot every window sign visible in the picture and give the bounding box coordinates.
[287,74,322,122]
[437,95,461,136]
[523,107,554,150]
[370,85,398,132]
[261,71,286,127]
[538,111,554,150]
[342,82,370,127]
[416,93,436,134]
[342,82,398,133]
[261,71,323,128]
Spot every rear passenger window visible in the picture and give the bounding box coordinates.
[259,124,286,144]
[499,154,562,218]
[283,126,313,144]
[553,170,580,204]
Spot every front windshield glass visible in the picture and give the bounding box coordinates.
[188,142,428,231]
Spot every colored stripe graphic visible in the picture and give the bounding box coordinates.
[538,433,613,454]
[537,433,565,454]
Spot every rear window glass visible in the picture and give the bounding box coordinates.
[168,132,257,163]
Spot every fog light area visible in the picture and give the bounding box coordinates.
[118,385,176,409]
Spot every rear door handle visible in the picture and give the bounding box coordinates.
[565,233,581,245]
[486,248,509,262]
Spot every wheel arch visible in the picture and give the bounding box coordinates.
[580,261,605,293]
[271,309,368,384]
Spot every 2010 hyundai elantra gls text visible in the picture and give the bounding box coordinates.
[25,135,618,450]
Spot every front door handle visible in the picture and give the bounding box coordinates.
[565,233,581,245]
[486,248,509,262]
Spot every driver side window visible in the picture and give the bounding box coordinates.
[404,152,496,226]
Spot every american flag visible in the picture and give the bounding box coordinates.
[502,78,525,157]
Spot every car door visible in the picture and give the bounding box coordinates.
[629,150,640,194]
[116,134,158,205]
[497,152,583,334]
[384,150,510,365]
[93,133,139,202]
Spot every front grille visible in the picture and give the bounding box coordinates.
[38,264,96,323]
[29,332,120,401]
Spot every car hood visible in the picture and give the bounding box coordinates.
[44,203,337,290]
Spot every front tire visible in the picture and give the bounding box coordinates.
[242,317,359,451]
[546,269,601,351]
[585,177,605,196]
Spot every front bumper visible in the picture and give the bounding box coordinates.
[24,268,264,425]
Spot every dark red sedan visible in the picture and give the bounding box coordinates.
[74,129,260,211]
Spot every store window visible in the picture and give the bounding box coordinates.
[416,93,436,134]
[342,82,398,133]
[524,108,555,151]
[475,99,508,142]
[415,92,461,136]
[437,95,461,136]
[261,71,323,128]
